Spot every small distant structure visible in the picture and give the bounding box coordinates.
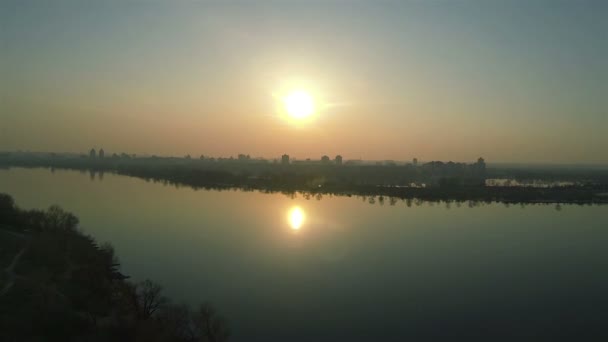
[412,158,418,166]
[99,149,105,159]
[238,154,251,162]
[281,154,290,165]
[89,148,96,158]
[476,157,486,175]
[321,155,330,164]
[335,155,343,165]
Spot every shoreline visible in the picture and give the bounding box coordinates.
[2,164,607,205]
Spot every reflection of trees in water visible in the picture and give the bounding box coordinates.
[2,157,606,206]
[158,181,603,210]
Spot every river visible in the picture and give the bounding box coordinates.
[1,167,607,340]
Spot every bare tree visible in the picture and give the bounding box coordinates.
[158,303,197,341]
[136,279,168,320]
[196,302,230,342]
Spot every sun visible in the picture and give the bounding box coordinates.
[283,90,315,119]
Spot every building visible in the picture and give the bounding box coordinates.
[89,148,96,158]
[321,155,330,164]
[99,149,105,159]
[412,158,418,166]
[475,157,486,176]
[281,154,290,165]
[335,155,343,165]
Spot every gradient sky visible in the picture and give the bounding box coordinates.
[1,0,607,163]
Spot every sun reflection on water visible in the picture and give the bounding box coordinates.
[288,206,305,230]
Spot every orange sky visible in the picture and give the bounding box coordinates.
[1,1,607,163]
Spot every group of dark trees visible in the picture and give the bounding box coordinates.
[2,151,489,186]
[2,152,607,204]
[0,193,229,342]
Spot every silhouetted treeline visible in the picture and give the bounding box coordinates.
[488,164,608,184]
[0,193,229,342]
[2,152,607,204]
[1,152,488,186]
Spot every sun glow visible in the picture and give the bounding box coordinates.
[288,206,305,230]
[283,90,315,119]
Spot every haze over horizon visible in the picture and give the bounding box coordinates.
[2,0,607,163]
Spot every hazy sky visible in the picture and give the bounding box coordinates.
[1,0,607,163]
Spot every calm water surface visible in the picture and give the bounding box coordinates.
[1,168,608,340]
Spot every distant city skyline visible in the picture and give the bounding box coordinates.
[2,0,607,163]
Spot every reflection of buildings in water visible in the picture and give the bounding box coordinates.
[87,170,105,181]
